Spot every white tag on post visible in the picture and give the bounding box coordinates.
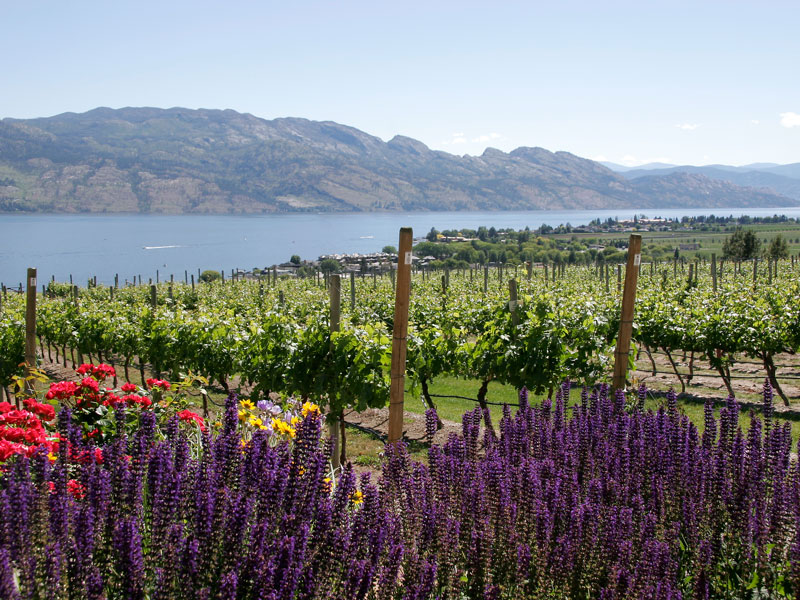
[633,253,641,266]
[404,252,412,265]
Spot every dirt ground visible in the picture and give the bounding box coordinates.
[342,407,463,445]
[632,345,800,414]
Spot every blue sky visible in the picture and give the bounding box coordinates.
[2,0,798,166]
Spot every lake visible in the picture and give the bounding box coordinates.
[2,207,799,287]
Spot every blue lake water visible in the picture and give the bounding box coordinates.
[2,207,799,286]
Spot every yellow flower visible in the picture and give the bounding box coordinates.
[47,452,57,463]
[322,477,332,492]
[351,490,364,505]
[248,417,263,428]
[271,418,296,438]
[301,401,320,417]
[240,399,255,410]
[238,411,247,422]
[290,416,301,427]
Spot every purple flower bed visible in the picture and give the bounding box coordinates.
[1,385,798,599]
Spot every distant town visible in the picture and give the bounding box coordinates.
[228,214,798,280]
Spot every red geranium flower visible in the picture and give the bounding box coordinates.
[80,377,100,394]
[120,382,137,393]
[22,398,56,421]
[146,378,171,390]
[46,381,79,400]
[177,409,206,431]
[67,479,86,500]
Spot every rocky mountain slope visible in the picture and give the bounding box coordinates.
[0,107,794,213]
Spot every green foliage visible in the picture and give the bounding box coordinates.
[722,228,761,260]
[765,234,789,260]
[319,258,341,274]
[199,270,221,283]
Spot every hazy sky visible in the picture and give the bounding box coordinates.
[2,0,798,166]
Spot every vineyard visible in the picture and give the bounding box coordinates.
[2,250,800,598]
[2,255,800,411]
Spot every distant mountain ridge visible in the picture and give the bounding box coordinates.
[0,107,795,213]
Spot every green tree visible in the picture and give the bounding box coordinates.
[319,258,341,274]
[722,228,761,260]
[199,270,221,283]
[382,245,397,254]
[765,234,789,260]
[289,254,302,265]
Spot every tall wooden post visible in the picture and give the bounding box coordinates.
[150,285,157,309]
[350,272,356,310]
[711,253,717,292]
[24,268,37,396]
[329,274,342,468]
[388,227,413,444]
[612,235,642,392]
[508,278,519,326]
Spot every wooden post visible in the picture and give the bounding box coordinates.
[483,266,489,293]
[753,258,758,285]
[617,264,622,294]
[24,268,37,396]
[612,234,642,392]
[156,269,159,284]
[350,272,356,310]
[191,274,195,291]
[388,227,413,444]
[328,274,342,469]
[711,253,717,292]
[150,285,157,308]
[526,261,532,280]
[508,278,519,326]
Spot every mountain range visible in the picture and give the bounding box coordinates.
[601,162,800,203]
[0,107,796,213]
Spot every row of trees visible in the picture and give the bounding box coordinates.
[722,229,789,260]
